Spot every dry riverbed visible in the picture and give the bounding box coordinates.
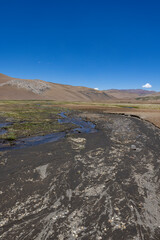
[0,109,160,240]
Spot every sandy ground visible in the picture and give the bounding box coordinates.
[57,104,160,129]
[0,111,160,240]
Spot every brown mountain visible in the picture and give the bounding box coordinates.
[0,73,114,102]
[1,73,159,102]
[104,89,156,99]
[135,92,160,101]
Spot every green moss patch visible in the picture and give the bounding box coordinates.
[0,101,73,139]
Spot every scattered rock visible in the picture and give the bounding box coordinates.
[131,144,137,150]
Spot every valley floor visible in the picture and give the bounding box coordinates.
[0,110,160,240]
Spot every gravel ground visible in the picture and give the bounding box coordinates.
[0,112,160,240]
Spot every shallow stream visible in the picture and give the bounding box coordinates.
[0,112,96,151]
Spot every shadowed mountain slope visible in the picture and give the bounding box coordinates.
[104,89,156,99]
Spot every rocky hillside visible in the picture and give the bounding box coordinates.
[0,73,114,102]
[1,73,158,102]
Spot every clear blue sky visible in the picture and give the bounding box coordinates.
[0,0,160,91]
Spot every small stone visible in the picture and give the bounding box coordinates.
[108,219,113,223]
[131,145,136,150]
[114,207,119,211]
[47,153,52,156]
[98,237,102,240]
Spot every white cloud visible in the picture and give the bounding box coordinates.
[142,83,152,88]
[94,88,99,90]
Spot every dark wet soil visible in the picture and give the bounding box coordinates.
[0,112,160,240]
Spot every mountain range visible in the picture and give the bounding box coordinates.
[0,73,159,102]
